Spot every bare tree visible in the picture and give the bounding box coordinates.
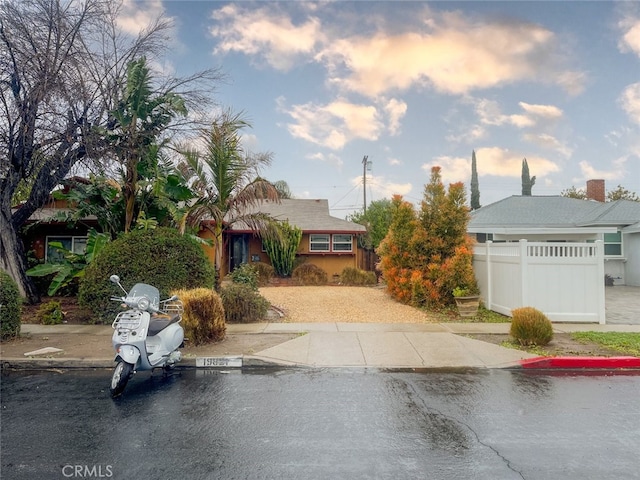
[0,0,220,302]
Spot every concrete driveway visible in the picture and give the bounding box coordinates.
[605,286,640,324]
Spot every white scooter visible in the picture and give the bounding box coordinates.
[109,275,184,397]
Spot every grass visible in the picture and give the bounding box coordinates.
[427,305,511,323]
[571,332,640,356]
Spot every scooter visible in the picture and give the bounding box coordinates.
[108,275,184,397]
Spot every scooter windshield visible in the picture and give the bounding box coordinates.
[127,283,160,310]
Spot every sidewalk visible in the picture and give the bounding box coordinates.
[3,322,640,370]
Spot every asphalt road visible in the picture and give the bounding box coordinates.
[1,368,639,480]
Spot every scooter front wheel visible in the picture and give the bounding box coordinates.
[110,360,134,397]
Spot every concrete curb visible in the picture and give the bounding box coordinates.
[520,356,640,369]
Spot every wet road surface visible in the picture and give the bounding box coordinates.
[1,368,639,479]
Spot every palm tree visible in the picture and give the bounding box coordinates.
[178,110,279,288]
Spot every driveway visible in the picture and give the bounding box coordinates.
[605,286,640,324]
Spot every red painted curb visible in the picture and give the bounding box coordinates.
[521,356,640,369]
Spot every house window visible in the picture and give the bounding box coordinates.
[604,231,622,256]
[332,234,353,252]
[310,234,330,252]
[46,236,87,263]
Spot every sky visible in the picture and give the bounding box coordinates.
[117,0,640,218]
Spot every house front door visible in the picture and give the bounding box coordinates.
[229,234,249,273]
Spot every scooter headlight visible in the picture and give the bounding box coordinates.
[137,297,150,311]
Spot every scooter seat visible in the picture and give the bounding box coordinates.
[148,314,181,336]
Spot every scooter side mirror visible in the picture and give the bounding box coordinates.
[167,295,179,302]
[109,275,120,284]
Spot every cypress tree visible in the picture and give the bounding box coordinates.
[470,150,481,210]
[521,158,536,196]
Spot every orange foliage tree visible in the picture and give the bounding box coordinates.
[377,167,478,308]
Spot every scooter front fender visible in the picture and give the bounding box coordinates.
[114,345,140,366]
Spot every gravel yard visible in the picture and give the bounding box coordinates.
[259,285,439,323]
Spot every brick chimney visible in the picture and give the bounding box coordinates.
[586,179,605,202]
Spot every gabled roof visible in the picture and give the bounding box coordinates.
[469,195,640,232]
[229,199,366,233]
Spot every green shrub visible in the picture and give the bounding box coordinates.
[37,300,64,325]
[78,228,216,323]
[510,307,553,346]
[173,288,226,345]
[252,262,275,286]
[292,264,328,286]
[220,283,269,324]
[230,263,259,291]
[340,267,377,286]
[0,271,22,339]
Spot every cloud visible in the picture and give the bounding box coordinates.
[473,99,563,128]
[383,98,408,135]
[278,97,408,150]
[421,156,471,185]
[318,12,581,97]
[618,11,640,57]
[579,159,626,181]
[468,147,560,178]
[210,4,322,70]
[307,152,344,169]
[209,4,584,97]
[351,175,412,198]
[619,83,640,124]
[116,0,167,36]
[522,133,573,158]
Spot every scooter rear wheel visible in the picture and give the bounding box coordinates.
[110,360,134,397]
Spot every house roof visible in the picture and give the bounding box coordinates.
[228,199,366,234]
[469,196,640,232]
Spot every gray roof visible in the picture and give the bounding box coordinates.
[469,196,640,230]
[229,199,366,233]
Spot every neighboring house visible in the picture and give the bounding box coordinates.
[199,199,367,279]
[468,180,640,286]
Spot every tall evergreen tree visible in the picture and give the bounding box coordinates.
[470,150,481,210]
[521,158,536,196]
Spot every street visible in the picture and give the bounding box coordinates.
[1,368,639,480]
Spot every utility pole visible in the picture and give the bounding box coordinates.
[362,155,369,213]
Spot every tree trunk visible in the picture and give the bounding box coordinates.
[0,209,39,304]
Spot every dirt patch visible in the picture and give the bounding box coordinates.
[21,296,94,325]
[468,333,625,357]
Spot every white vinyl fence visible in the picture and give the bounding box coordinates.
[473,240,606,324]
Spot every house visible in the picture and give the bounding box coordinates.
[198,199,367,279]
[13,178,99,263]
[468,180,640,286]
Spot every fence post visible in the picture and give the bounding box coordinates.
[596,240,606,324]
[520,239,528,306]
[486,241,493,310]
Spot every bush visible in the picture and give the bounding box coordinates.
[37,300,64,325]
[173,288,226,345]
[252,262,275,286]
[230,263,259,290]
[0,271,22,339]
[340,267,377,286]
[510,307,553,346]
[292,264,328,286]
[220,283,269,324]
[79,228,216,323]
